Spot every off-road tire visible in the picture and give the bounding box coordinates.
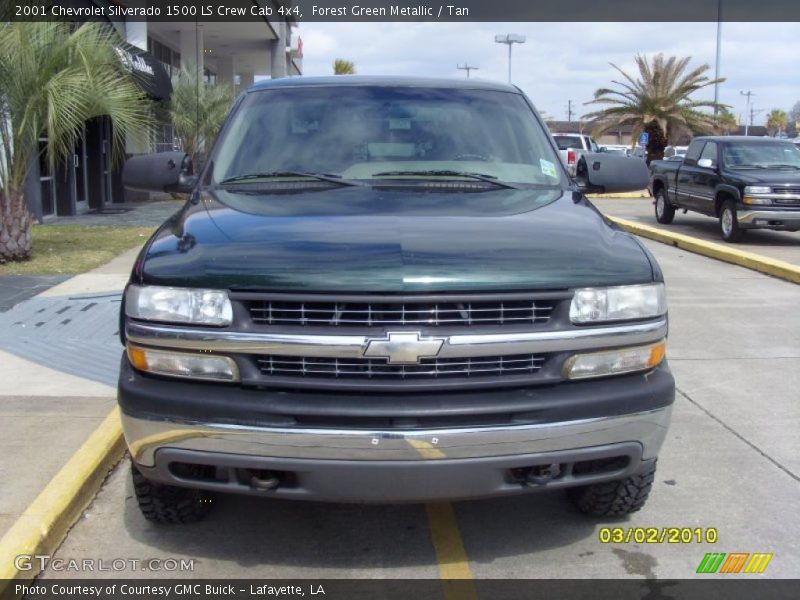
[131,461,213,524]
[654,189,675,224]
[568,460,657,517]
[719,199,745,243]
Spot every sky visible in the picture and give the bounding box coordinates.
[296,22,799,127]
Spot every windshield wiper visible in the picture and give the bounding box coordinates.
[765,164,800,170]
[730,164,767,169]
[371,170,521,189]
[218,171,365,186]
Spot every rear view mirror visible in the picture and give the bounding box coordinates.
[575,153,649,194]
[122,152,196,194]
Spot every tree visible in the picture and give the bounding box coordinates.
[766,109,788,136]
[584,53,725,163]
[0,22,149,263]
[333,59,356,75]
[166,66,234,169]
[788,101,800,126]
[714,107,738,135]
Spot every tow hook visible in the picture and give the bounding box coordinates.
[249,470,280,491]
[525,463,561,486]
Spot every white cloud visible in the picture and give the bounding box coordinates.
[296,22,800,125]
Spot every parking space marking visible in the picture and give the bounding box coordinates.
[425,503,477,600]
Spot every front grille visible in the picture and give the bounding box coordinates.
[774,187,800,194]
[247,299,555,327]
[256,354,546,380]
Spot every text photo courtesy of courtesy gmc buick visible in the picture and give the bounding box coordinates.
[120,77,674,524]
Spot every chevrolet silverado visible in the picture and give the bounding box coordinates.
[120,76,673,523]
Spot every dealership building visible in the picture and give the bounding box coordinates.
[25,0,302,221]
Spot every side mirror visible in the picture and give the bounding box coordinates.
[697,158,714,169]
[575,153,649,194]
[122,152,197,194]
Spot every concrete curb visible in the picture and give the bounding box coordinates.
[588,190,650,199]
[0,408,124,588]
[610,216,800,284]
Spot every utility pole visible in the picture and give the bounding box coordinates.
[740,90,755,135]
[494,34,526,84]
[713,0,722,114]
[567,100,574,123]
[456,64,479,78]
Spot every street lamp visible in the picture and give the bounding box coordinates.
[494,33,526,84]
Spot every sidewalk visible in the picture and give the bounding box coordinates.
[0,246,140,538]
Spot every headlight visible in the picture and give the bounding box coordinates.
[563,340,666,380]
[127,344,239,382]
[125,285,233,326]
[569,283,666,324]
[744,186,771,195]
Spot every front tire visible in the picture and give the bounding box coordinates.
[131,461,213,524]
[569,460,657,517]
[654,189,675,224]
[719,200,745,243]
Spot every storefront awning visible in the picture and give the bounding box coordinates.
[115,42,173,101]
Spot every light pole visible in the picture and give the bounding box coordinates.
[740,90,755,135]
[457,64,479,78]
[713,0,722,114]
[494,33,526,84]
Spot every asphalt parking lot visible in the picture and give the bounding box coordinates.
[592,198,800,265]
[38,237,800,582]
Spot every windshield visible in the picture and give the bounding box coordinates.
[211,86,567,187]
[722,142,800,169]
[552,135,584,150]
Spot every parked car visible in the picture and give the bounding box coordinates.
[664,145,688,159]
[120,76,671,523]
[552,133,599,175]
[649,136,800,242]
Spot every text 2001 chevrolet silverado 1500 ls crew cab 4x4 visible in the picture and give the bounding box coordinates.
[650,136,800,242]
[120,77,673,523]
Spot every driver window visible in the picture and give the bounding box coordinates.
[699,142,718,167]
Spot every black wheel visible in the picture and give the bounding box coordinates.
[719,199,745,243]
[131,461,213,524]
[654,189,675,224]
[568,460,657,517]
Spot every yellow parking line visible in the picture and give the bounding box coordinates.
[610,216,800,284]
[425,503,477,600]
[0,407,124,589]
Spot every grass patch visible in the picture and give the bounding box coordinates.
[0,225,155,275]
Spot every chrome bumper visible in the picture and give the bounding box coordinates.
[738,209,800,227]
[122,406,672,467]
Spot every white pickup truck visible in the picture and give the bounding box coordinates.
[552,133,600,175]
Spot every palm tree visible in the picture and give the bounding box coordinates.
[166,66,234,168]
[333,59,356,75]
[766,109,788,136]
[584,53,725,163]
[715,108,739,135]
[0,22,150,263]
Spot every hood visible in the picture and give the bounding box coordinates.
[723,168,800,187]
[139,186,654,292]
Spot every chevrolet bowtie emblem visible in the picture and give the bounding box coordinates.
[363,332,446,364]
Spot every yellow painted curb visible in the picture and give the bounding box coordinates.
[0,408,124,589]
[610,216,800,284]
[588,190,650,199]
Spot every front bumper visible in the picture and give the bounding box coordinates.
[738,209,800,230]
[121,363,673,502]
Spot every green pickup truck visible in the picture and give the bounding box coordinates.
[120,76,673,523]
